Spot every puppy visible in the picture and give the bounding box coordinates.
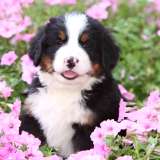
[20,13,120,157]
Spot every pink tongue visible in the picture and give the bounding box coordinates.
[63,70,78,79]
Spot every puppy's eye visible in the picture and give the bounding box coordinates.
[57,31,67,45]
[79,32,89,46]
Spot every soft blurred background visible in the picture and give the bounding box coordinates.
[0,0,160,104]
[0,1,160,159]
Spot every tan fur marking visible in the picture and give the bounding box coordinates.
[80,32,89,44]
[40,56,53,73]
[82,112,96,126]
[58,31,66,41]
[91,64,102,77]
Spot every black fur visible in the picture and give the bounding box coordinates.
[28,77,44,94]
[29,16,66,66]
[29,27,45,66]
[72,123,94,152]
[20,13,121,156]
[20,75,120,151]
[84,16,120,72]
[72,75,120,151]
[19,114,46,145]
[29,15,119,73]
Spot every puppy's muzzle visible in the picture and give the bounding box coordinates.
[64,57,79,69]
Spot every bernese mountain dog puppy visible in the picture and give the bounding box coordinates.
[20,13,120,157]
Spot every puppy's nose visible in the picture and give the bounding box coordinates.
[65,57,79,69]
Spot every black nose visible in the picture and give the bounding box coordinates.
[65,57,79,69]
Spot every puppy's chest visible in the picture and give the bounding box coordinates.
[26,87,93,155]
[30,88,91,124]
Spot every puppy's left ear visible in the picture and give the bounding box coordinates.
[101,28,120,73]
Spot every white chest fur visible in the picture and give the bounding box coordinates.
[24,73,97,156]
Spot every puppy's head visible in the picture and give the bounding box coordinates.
[29,13,119,84]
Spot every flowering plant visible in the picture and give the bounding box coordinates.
[0,0,160,159]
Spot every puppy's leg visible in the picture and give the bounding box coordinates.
[72,123,94,152]
[19,114,46,145]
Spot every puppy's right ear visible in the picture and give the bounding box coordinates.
[29,27,45,66]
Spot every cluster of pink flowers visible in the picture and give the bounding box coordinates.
[86,0,118,21]
[0,51,17,66]
[0,81,13,99]
[45,0,76,6]
[144,0,160,37]
[21,54,39,84]
[86,89,160,159]
[124,91,160,134]
[152,0,160,36]
[11,33,35,45]
[0,51,37,85]
[0,0,33,39]
[0,99,41,159]
[67,87,160,160]
[0,99,61,160]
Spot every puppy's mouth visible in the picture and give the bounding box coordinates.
[61,70,79,80]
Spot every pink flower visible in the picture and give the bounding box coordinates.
[154,0,160,12]
[118,99,127,121]
[157,30,160,36]
[16,16,32,33]
[100,119,121,137]
[21,54,39,84]
[0,51,17,66]
[124,110,139,121]
[0,86,13,98]
[94,144,111,157]
[134,108,159,133]
[90,127,105,145]
[86,1,110,21]
[0,1,32,38]
[118,85,135,101]
[102,0,118,12]
[0,101,59,160]
[45,0,76,5]
[137,121,156,133]
[11,33,35,44]
[145,90,160,110]
[141,34,150,41]
[45,155,62,160]
[0,81,13,99]
[68,149,106,160]
[138,108,159,123]
[0,113,21,135]
[157,19,160,28]
[119,120,137,133]
[124,105,160,134]
[11,99,21,118]
[0,21,18,38]
[116,155,133,160]
[20,0,34,7]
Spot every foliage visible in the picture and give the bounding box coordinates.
[0,0,160,159]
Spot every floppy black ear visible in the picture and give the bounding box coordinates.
[101,28,120,73]
[29,27,45,66]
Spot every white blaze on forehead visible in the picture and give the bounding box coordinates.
[53,13,92,76]
[65,13,88,43]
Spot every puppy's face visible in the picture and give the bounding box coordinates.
[29,13,119,84]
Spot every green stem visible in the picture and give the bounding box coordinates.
[144,134,159,160]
